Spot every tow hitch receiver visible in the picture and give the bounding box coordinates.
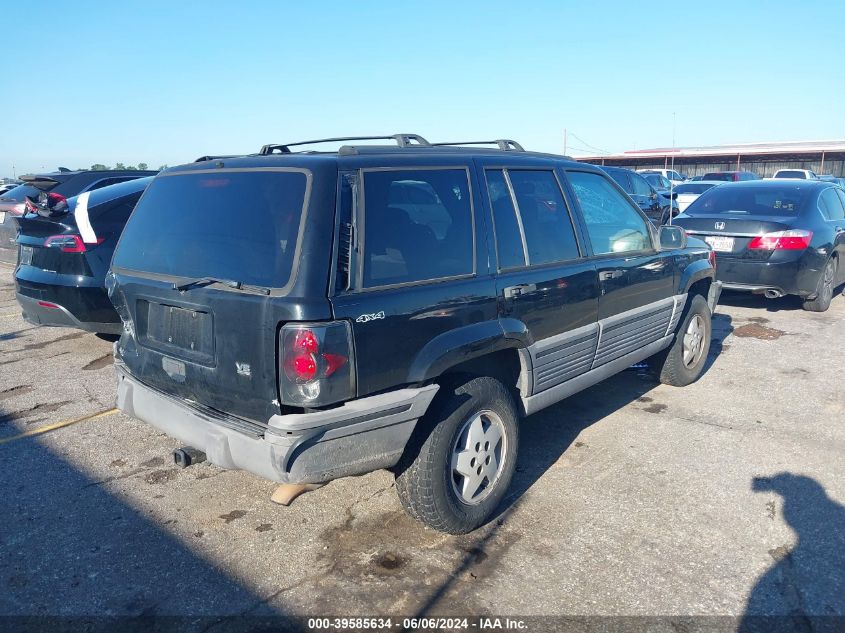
[173,447,207,468]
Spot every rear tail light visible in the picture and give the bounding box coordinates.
[708,248,716,271]
[279,321,355,407]
[748,230,813,251]
[44,234,103,253]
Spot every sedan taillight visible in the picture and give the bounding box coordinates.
[748,230,813,251]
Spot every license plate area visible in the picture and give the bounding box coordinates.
[19,245,33,266]
[704,235,735,252]
[136,300,215,365]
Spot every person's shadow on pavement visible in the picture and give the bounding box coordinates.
[740,473,845,633]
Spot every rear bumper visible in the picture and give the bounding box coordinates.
[715,257,817,297]
[15,271,120,332]
[115,362,439,484]
[16,292,122,334]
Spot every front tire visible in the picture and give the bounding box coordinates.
[648,294,712,387]
[802,257,837,312]
[394,376,519,534]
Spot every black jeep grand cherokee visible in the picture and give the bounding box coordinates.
[108,135,721,534]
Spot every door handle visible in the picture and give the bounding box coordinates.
[504,283,532,299]
[599,270,624,281]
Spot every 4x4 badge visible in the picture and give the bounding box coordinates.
[714,221,726,230]
[356,311,385,323]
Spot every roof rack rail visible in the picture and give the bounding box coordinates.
[431,139,525,152]
[259,134,431,155]
[194,155,239,162]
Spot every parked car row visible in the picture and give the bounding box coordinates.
[7,135,843,535]
[0,168,156,262]
[9,135,722,534]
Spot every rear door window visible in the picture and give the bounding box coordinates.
[566,170,652,255]
[113,170,309,289]
[506,170,580,265]
[630,173,653,196]
[485,170,526,269]
[361,168,474,288]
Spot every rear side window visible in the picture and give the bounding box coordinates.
[113,170,308,288]
[775,170,807,179]
[631,173,653,196]
[485,170,526,269]
[362,169,473,288]
[567,170,651,255]
[507,170,580,265]
[819,188,845,221]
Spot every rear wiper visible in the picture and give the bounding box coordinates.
[173,277,271,295]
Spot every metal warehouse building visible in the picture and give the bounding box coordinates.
[578,140,845,178]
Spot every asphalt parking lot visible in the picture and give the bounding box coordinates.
[1,260,843,628]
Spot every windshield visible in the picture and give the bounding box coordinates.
[686,185,813,216]
[113,170,309,288]
[675,183,717,195]
[774,170,807,179]
[703,173,735,181]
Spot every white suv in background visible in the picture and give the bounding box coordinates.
[772,169,818,179]
[637,168,686,186]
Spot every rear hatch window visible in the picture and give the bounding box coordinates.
[113,170,310,288]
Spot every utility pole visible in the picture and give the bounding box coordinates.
[669,112,676,226]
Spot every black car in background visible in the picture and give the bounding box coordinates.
[0,169,156,262]
[674,180,845,311]
[14,177,153,334]
[702,171,760,182]
[601,166,677,224]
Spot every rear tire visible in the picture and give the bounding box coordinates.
[802,257,837,312]
[648,294,712,387]
[394,376,519,534]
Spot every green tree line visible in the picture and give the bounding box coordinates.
[84,163,168,171]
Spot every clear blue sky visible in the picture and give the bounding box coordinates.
[1,0,843,176]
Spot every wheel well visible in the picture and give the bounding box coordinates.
[438,349,524,400]
[688,277,711,300]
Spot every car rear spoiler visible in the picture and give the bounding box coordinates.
[19,174,61,192]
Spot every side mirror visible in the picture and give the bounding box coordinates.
[658,225,687,250]
[650,191,658,200]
